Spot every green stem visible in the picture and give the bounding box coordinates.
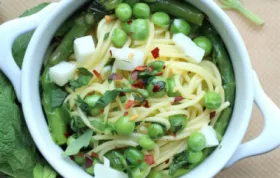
[235,4,264,25]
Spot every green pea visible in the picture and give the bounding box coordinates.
[123,0,139,7]
[85,94,100,107]
[121,20,133,34]
[131,19,149,40]
[130,162,149,178]
[73,154,85,166]
[147,171,162,178]
[167,77,180,97]
[85,158,101,175]
[115,3,132,21]
[115,116,135,135]
[133,3,150,19]
[152,12,170,28]
[170,19,191,36]
[112,28,128,48]
[90,108,102,117]
[194,36,213,56]
[124,148,144,167]
[169,115,187,133]
[105,151,126,171]
[187,150,203,164]
[187,132,206,151]
[138,135,155,150]
[148,123,164,139]
[204,92,222,110]
[67,135,76,146]
[148,61,165,72]
[147,77,167,97]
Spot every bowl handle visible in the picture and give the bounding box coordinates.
[0,3,57,102]
[225,70,280,167]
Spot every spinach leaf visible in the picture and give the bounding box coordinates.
[33,164,56,178]
[51,87,67,109]
[69,68,93,91]
[169,151,189,175]
[63,129,93,156]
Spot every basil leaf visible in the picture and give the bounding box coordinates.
[104,32,110,41]
[169,151,189,175]
[76,96,91,115]
[69,68,93,90]
[51,87,67,109]
[63,129,93,156]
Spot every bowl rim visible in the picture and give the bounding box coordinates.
[21,0,254,178]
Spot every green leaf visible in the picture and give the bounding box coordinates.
[104,32,110,41]
[169,151,189,175]
[51,87,68,109]
[69,68,93,91]
[33,164,57,178]
[90,120,106,131]
[63,129,93,156]
[76,95,92,115]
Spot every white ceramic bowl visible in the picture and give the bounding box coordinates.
[1,0,280,178]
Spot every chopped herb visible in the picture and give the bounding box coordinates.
[76,95,91,115]
[105,58,116,66]
[169,151,189,175]
[51,87,68,109]
[90,120,106,131]
[69,67,93,91]
[104,32,110,40]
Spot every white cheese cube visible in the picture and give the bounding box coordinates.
[74,36,95,62]
[172,33,205,63]
[199,125,219,148]
[49,61,76,86]
[94,157,128,178]
[110,47,145,71]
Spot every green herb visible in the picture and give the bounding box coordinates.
[76,95,92,115]
[63,129,93,156]
[104,32,110,41]
[90,120,106,131]
[51,87,68,109]
[219,0,264,25]
[169,151,189,175]
[69,67,93,90]
[105,58,116,66]
[33,163,57,178]
[70,116,86,133]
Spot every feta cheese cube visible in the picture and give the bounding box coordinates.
[49,61,76,86]
[199,125,219,148]
[94,157,128,178]
[74,36,95,62]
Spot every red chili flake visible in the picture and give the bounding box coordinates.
[78,152,84,157]
[91,152,98,158]
[93,70,102,80]
[153,84,161,92]
[143,100,150,108]
[85,157,93,168]
[119,92,126,97]
[131,70,138,81]
[124,100,136,109]
[151,47,160,59]
[132,80,145,89]
[210,111,216,119]
[127,19,133,25]
[100,109,104,113]
[145,155,155,165]
[135,66,147,71]
[172,133,177,137]
[109,73,124,81]
[163,66,166,70]
[174,96,184,104]
[165,159,169,164]
[124,111,129,116]
[109,50,112,56]
[64,132,70,138]
[155,72,163,76]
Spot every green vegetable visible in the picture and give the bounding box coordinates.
[214,108,232,137]
[67,135,77,146]
[112,28,128,48]
[147,77,167,97]
[85,158,101,175]
[33,164,57,178]
[90,120,106,132]
[115,3,132,21]
[194,36,213,56]
[187,132,206,152]
[138,61,165,77]
[63,129,93,156]
[129,162,149,178]
[85,94,102,116]
[124,148,144,167]
[169,151,188,175]
[170,19,191,36]
[121,20,133,34]
[123,0,139,6]
[51,87,68,109]
[71,116,87,133]
[169,115,187,134]
[219,0,264,25]
[149,0,204,26]
[152,12,170,28]
[96,0,123,11]
[167,77,180,97]
[115,116,135,135]
[147,171,162,178]
[72,154,85,166]
[148,61,165,71]
[131,19,150,40]
[104,32,110,41]
[148,123,164,139]
[204,92,222,109]
[172,168,190,178]
[138,135,155,150]
[133,3,151,19]
[69,67,93,91]
[105,151,127,171]
[187,151,203,164]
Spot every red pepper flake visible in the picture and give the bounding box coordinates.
[155,72,163,76]
[109,73,124,81]
[85,157,93,168]
[174,96,184,104]
[119,92,125,97]
[172,133,177,137]
[210,111,216,119]
[135,66,147,71]
[143,100,150,108]
[132,80,145,89]
[163,66,166,70]
[131,70,138,81]
[165,159,169,164]
[124,111,129,116]
[109,50,112,56]
[151,47,160,59]
[153,84,161,92]
[91,152,98,158]
[100,109,104,113]
[124,100,136,110]
[78,152,84,157]
[93,70,102,80]
[145,155,155,165]
[64,132,70,138]
[127,19,133,25]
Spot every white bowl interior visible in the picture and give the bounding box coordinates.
[22,0,254,178]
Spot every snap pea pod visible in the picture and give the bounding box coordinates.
[148,0,205,26]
